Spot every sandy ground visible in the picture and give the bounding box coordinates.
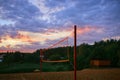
[0,68,120,80]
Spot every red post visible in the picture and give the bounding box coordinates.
[40,49,44,80]
[40,49,43,72]
[74,25,77,80]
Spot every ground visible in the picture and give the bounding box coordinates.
[0,68,120,80]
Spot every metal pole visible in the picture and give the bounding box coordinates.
[74,25,77,80]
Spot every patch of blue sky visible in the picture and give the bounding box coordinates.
[0,19,15,26]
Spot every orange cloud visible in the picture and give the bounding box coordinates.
[6,45,11,48]
[0,39,2,43]
[0,26,103,51]
[77,26,103,34]
[0,34,31,48]
[16,32,33,42]
[69,26,103,37]
[17,29,71,44]
[17,31,47,44]
[0,29,72,49]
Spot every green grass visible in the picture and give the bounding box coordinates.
[0,63,40,73]
[0,62,71,74]
[42,63,71,72]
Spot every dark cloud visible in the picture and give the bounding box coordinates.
[53,0,120,27]
[0,24,17,37]
[1,0,119,30]
[0,0,40,20]
[0,0,120,51]
[15,19,46,32]
[0,0,47,32]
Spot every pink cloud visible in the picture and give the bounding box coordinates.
[0,38,2,43]
[69,26,103,37]
[16,32,33,43]
[0,34,31,49]
[77,26,103,34]
[0,26,104,52]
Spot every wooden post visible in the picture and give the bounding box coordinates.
[40,49,43,72]
[40,49,44,80]
[74,25,77,80]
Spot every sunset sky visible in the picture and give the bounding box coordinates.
[0,0,120,52]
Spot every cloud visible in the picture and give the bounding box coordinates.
[0,26,102,50]
[0,38,1,43]
[1,0,120,28]
[28,0,67,23]
[0,0,39,20]
[77,26,103,35]
[0,28,72,49]
[0,0,120,52]
[75,26,105,44]
[17,29,72,44]
[53,0,120,27]
[0,0,45,32]
[1,0,119,30]
[103,36,120,41]
[0,34,31,49]
[0,19,15,25]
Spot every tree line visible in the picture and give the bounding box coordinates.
[1,39,120,71]
[2,50,40,63]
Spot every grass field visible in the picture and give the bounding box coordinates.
[0,68,120,80]
[0,63,40,73]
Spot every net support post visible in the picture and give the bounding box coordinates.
[74,25,77,80]
[40,49,43,72]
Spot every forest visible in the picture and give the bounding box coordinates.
[0,39,120,73]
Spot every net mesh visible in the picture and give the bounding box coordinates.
[40,37,70,62]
